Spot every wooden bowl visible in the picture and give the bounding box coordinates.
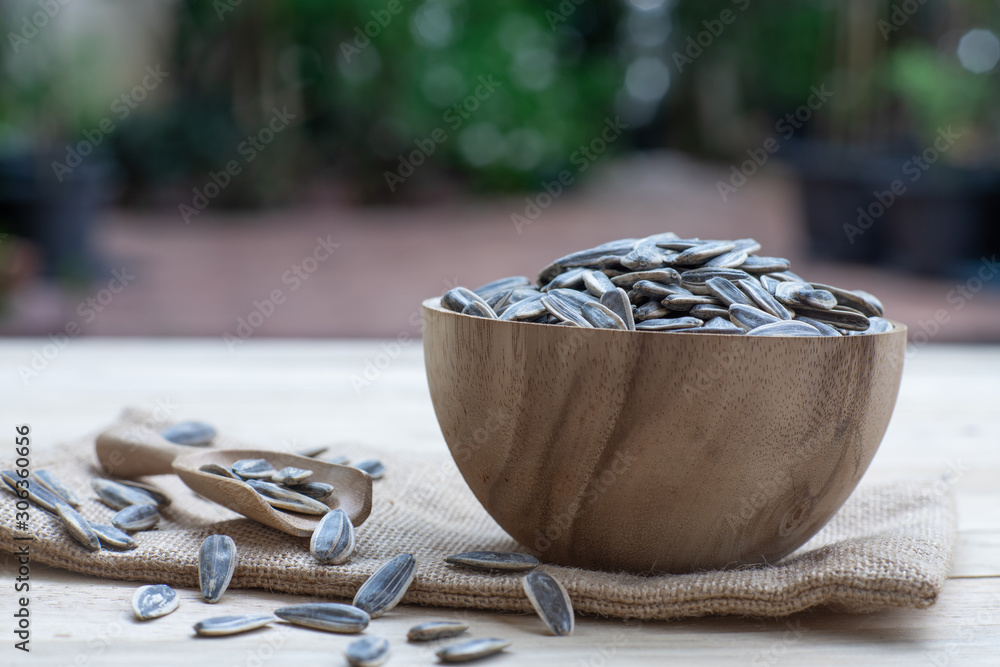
[422,297,906,574]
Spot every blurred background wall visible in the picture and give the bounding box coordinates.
[1,0,998,342]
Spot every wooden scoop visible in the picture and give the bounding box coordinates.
[95,425,373,537]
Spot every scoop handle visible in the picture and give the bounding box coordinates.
[95,425,193,478]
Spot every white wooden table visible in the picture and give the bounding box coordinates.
[2,340,999,666]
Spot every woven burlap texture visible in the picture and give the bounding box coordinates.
[0,409,955,620]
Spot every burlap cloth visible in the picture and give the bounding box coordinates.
[0,409,955,620]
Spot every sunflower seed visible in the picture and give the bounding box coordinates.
[442,287,491,313]
[582,270,616,297]
[161,421,216,446]
[632,280,690,299]
[736,279,792,319]
[746,321,823,337]
[112,504,160,532]
[633,301,668,322]
[473,276,531,298]
[580,302,627,330]
[794,317,842,337]
[199,535,237,603]
[704,277,754,307]
[287,481,334,499]
[246,480,331,515]
[462,301,498,319]
[704,248,748,269]
[436,638,511,663]
[673,241,735,266]
[728,304,781,331]
[353,553,417,618]
[444,551,540,572]
[91,478,161,510]
[541,294,593,327]
[689,304,730,320]
[609,268,681,289]
[662,294,720,311]
[346,637,390,667]
[680,267,752,293]
[774,282,837,310]
[327,455,351,466]
[274,603,369,634]
[541,267,588,292]
[809,283,884,317]
[199,463,238,479]
[634,317,703,331]
[853,290,884,316]
[115,480,170,507]
[523,571,574,636]
[408,621,470,642]
[232,459,278,480]
[620,243,664,271]
[271,466,313,485]
[759,274,780,294]
[499,296,547,321]
[310,509,355,564]
[768,270,807,283]
[866,316,893,333]
[57,503,102,551]
[740,256,791,273]
[34,470,81,507]
[351,458,386,479]
[3,473,70,514]
[88,522,137,550]
[194,614,274,636]
[485,289,514,313]
[132,584,179,620]
[675,316,745,334]
[792,305,871,330]
[599,288,635,330]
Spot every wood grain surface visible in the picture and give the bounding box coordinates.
[2,339,998,666]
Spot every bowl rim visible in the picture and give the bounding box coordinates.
[422,297,908,338]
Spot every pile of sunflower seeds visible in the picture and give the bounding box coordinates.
[440,234,892,336]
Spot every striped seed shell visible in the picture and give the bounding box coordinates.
[485,289,514,313]
[740,255,791,273]
[865,316,893,333]
[619,243,664,271]
[442,287,489,313]
[634,317,702,331]
[794,316,842,337]
[351,459,386,480]
[791,305,871,330]
[353,553,417,618]
[728,304,781,331]
[199,534,237,603]
[746,321,823,337]
[599,288,635,330]
[732,238,763,254]
[609,268,681,289]
[472,276,531,298]
[673,240,735,266]
[327,455,351,465]
[680,267,752,292]
[580,302,627,330]
[246,479,330,515]
[461,301,498,319]
[287,481,334,499]
[661,293,719,311]
[112,504,160,532]
[132,584,179,620]
[523,571,574,636]
[89,522,137,550]
[540,294,592,328]
[34,470,81,507]
[541,267,588,292]
[498,296,547,322]
[194,614,273,637]
[444,551,540,572]
[57,503,101,551]
[274,603,370,634]
[582,270,616,297]
[160,420,216,446]
[689,304,730,320]
[703,248,748,269]
[231,458,277,480]
[768,270,807,283]
[736,278,792,319]
[704,277,753,308]
[115,480,170,507]
[271,466,313,485]
[310,509,355,565]
[295,444,329,458]
[10,475,71,514]
[632,280,689,299]
[346,637,390,667]
[91,478,161,510]
[436,638,511,663]
[199,463,238,479]
[407,621,469,642]
[675,316,745,334]
[633,301,668,322]
[774,282,837,310]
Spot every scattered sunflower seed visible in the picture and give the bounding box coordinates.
[351,459,386,480]
[346,637,390,667]
[523,571,574,636]
[231,459,277,480]
[353,553,417,618]
[444,551,540,572]
[2,473,70,514]
[274,603,369,634]
[112,503,160,532]
[91,478,161,510]
[436,638,511,663]
[407,621,469,642]
[161,421,216,446]
[194,614,273,637]
[57,503,101,551]
[132,584,179,620]
[115,480,170,507]
[310,509,355,565]
[271,466,313,485]
[199,463,238,479]
[33,470,81,507]
[199,535,237,603]
[89,522,137,550]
